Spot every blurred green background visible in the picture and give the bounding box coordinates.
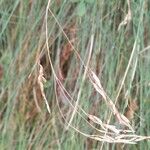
[0,0,150,149]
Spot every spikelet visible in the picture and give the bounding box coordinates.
[38,62,51,113]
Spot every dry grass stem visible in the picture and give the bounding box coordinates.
[37,62,51,113]
[66,34,94,130]
[45,1,150,145]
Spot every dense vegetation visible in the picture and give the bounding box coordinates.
[0,0,150,149]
